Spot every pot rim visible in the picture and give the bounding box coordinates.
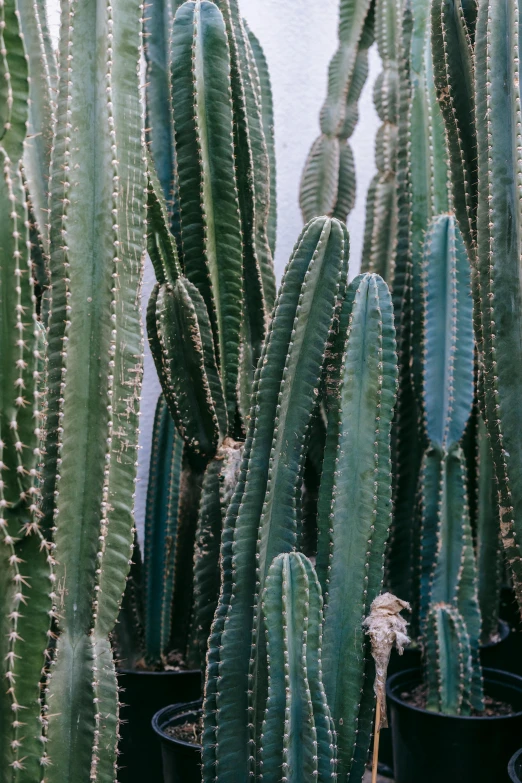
[386,667,522,721]
[508,747,522,782]
[117,667,201,676]
[152,700,203,749]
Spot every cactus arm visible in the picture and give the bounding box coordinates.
[320,0,374,136]
[43,0,145,778]
[361,0,399,284]
[422,215,474,452]
[17,0,55,254]
[245,25,277,258]
[203,217,348,783]
[143,395,184,667]
[425,603,472,715]
[320,273,397,781]
[299,136,341,222]
[261,553,335,783]
[475,0,522,605]
[431,0,477,256]
[145,0,181,247]
[171,0,243,425]
[300,1,373,223]
[146,161,182,286]
[409,0,450,396]
[477,418,502,644]
[155,279,224,454]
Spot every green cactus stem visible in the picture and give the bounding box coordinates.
[425,603,474,715]
[318,272,398,781]
[0,3,54,778]
[361,0,400,283]
[42,0,145,779]
[143,394,184,668]
[260,552,336,783]
[300,0,374,222]
[474,0,522,610]
[187,438,243,671]
[203,216,349,783]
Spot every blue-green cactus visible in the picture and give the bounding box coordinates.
[418,214,484,713]
[41,0,146,779]
[425,603,475,715]
[317,272,398,781]
[203,216,349,782]
[260,552,336,782]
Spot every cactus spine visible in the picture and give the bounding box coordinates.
[300,0,374,222]
[0,3,53,778]
[261,552,336,782]
[42,0,146,779]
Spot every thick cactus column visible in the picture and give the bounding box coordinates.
[418,215,484,712]
[42,0,145,780]
[318,273,397,782]
[0,3,53,778]
[260,553,336,783]
[203,216,349,783]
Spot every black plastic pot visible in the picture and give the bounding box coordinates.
[117,669,201,783]
[152,700,202,783]
[388,667,522,783]
[509,748,522,782]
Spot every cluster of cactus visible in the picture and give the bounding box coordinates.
[203,215,399,782]
[299,0,375,223]
[364,0,510,716]
[115,0,277,673]
[430,0,522,613]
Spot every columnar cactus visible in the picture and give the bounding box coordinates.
[0,3,53,778]
[425,603,476,715]
[41,0,146,779]
[260,552,336,782]
[203,216,349,782]
[361,0,400,283]
[299,0,374,222]
[418,214,484,712]
[431,0,522,613]
[317,272,397,781]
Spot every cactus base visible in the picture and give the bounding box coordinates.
[387,668,522,783]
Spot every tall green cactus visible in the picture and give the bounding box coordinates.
[431,0,522,613]
[361,0,400,283]
[0,4,53,778]
[300,0,374,222]
[418,214,484,712]
[203,216,349,782]
[260,552,336,782]
[317,272,397,781]
[42,0,145,779]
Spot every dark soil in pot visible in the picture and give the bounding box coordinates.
[152,700,202,783]
[117,668,201,783]
[509,748,522,782]
[387,667,522,783]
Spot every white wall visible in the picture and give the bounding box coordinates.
[45,0,380,534]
